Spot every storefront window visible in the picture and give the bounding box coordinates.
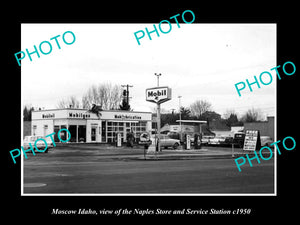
[101,121,106,142]
[54,125,60,142]
[131,121,147,141]
[140,122,147,127]
[60,125,68,142]
[68,125,77,142]
[78,125,86,142]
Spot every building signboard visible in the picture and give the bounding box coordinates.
[114,114,142,120]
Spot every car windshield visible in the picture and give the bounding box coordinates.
[155,134,168,138]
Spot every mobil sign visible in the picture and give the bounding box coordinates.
[146,86,172,104]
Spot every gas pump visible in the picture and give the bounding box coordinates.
[194,133,202,149]
[116,132,122,147]
[185,134,191,150]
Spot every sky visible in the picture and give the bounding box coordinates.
[21,23,276,119]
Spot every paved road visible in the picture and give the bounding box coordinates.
[23,146,274,194]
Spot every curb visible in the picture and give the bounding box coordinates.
[118,151,273,161]
[125,153,235,161]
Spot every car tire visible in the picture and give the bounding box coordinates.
[173,143,179,149]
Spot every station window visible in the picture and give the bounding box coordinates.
[32,125,37,136]
[131,121,147,140]
[105,120,148,143]
[107,121,126,143]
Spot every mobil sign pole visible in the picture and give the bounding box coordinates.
[146,86,172,152]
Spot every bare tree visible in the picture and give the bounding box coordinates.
[56,95,81,109]
[241,108,264,122]
[81,83,123,110]
[190,100,212,119]
[223,109,237,119]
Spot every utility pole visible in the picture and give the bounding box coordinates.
[178,95,182,142]
[121,84,133,106]
[154,73,162,152]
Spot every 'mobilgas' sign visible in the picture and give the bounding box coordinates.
[146,86,172,104]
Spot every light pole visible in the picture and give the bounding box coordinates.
[154,73,162,152]
[154,73,161,86]
[178,95,182,142]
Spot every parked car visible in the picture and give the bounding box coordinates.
[209,136,226,146]
[152,134,181,149]
[223,136,234,146]
[260,136,273,147]
[166,131,180,140]
[23,135,54,153]
[201,136,214,146]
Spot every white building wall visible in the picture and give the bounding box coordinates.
[31,109,152,143]
[31,120,54,137]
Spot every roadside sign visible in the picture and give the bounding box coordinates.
[145,86,172,153]
[243,130,261,151]
[146,86,172,104]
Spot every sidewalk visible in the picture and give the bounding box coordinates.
[134,145,274,160]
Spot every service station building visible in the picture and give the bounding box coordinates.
[31,109,152,143]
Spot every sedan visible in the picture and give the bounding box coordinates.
[152,134,181,149]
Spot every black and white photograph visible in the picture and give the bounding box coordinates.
[21,23,276,195]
